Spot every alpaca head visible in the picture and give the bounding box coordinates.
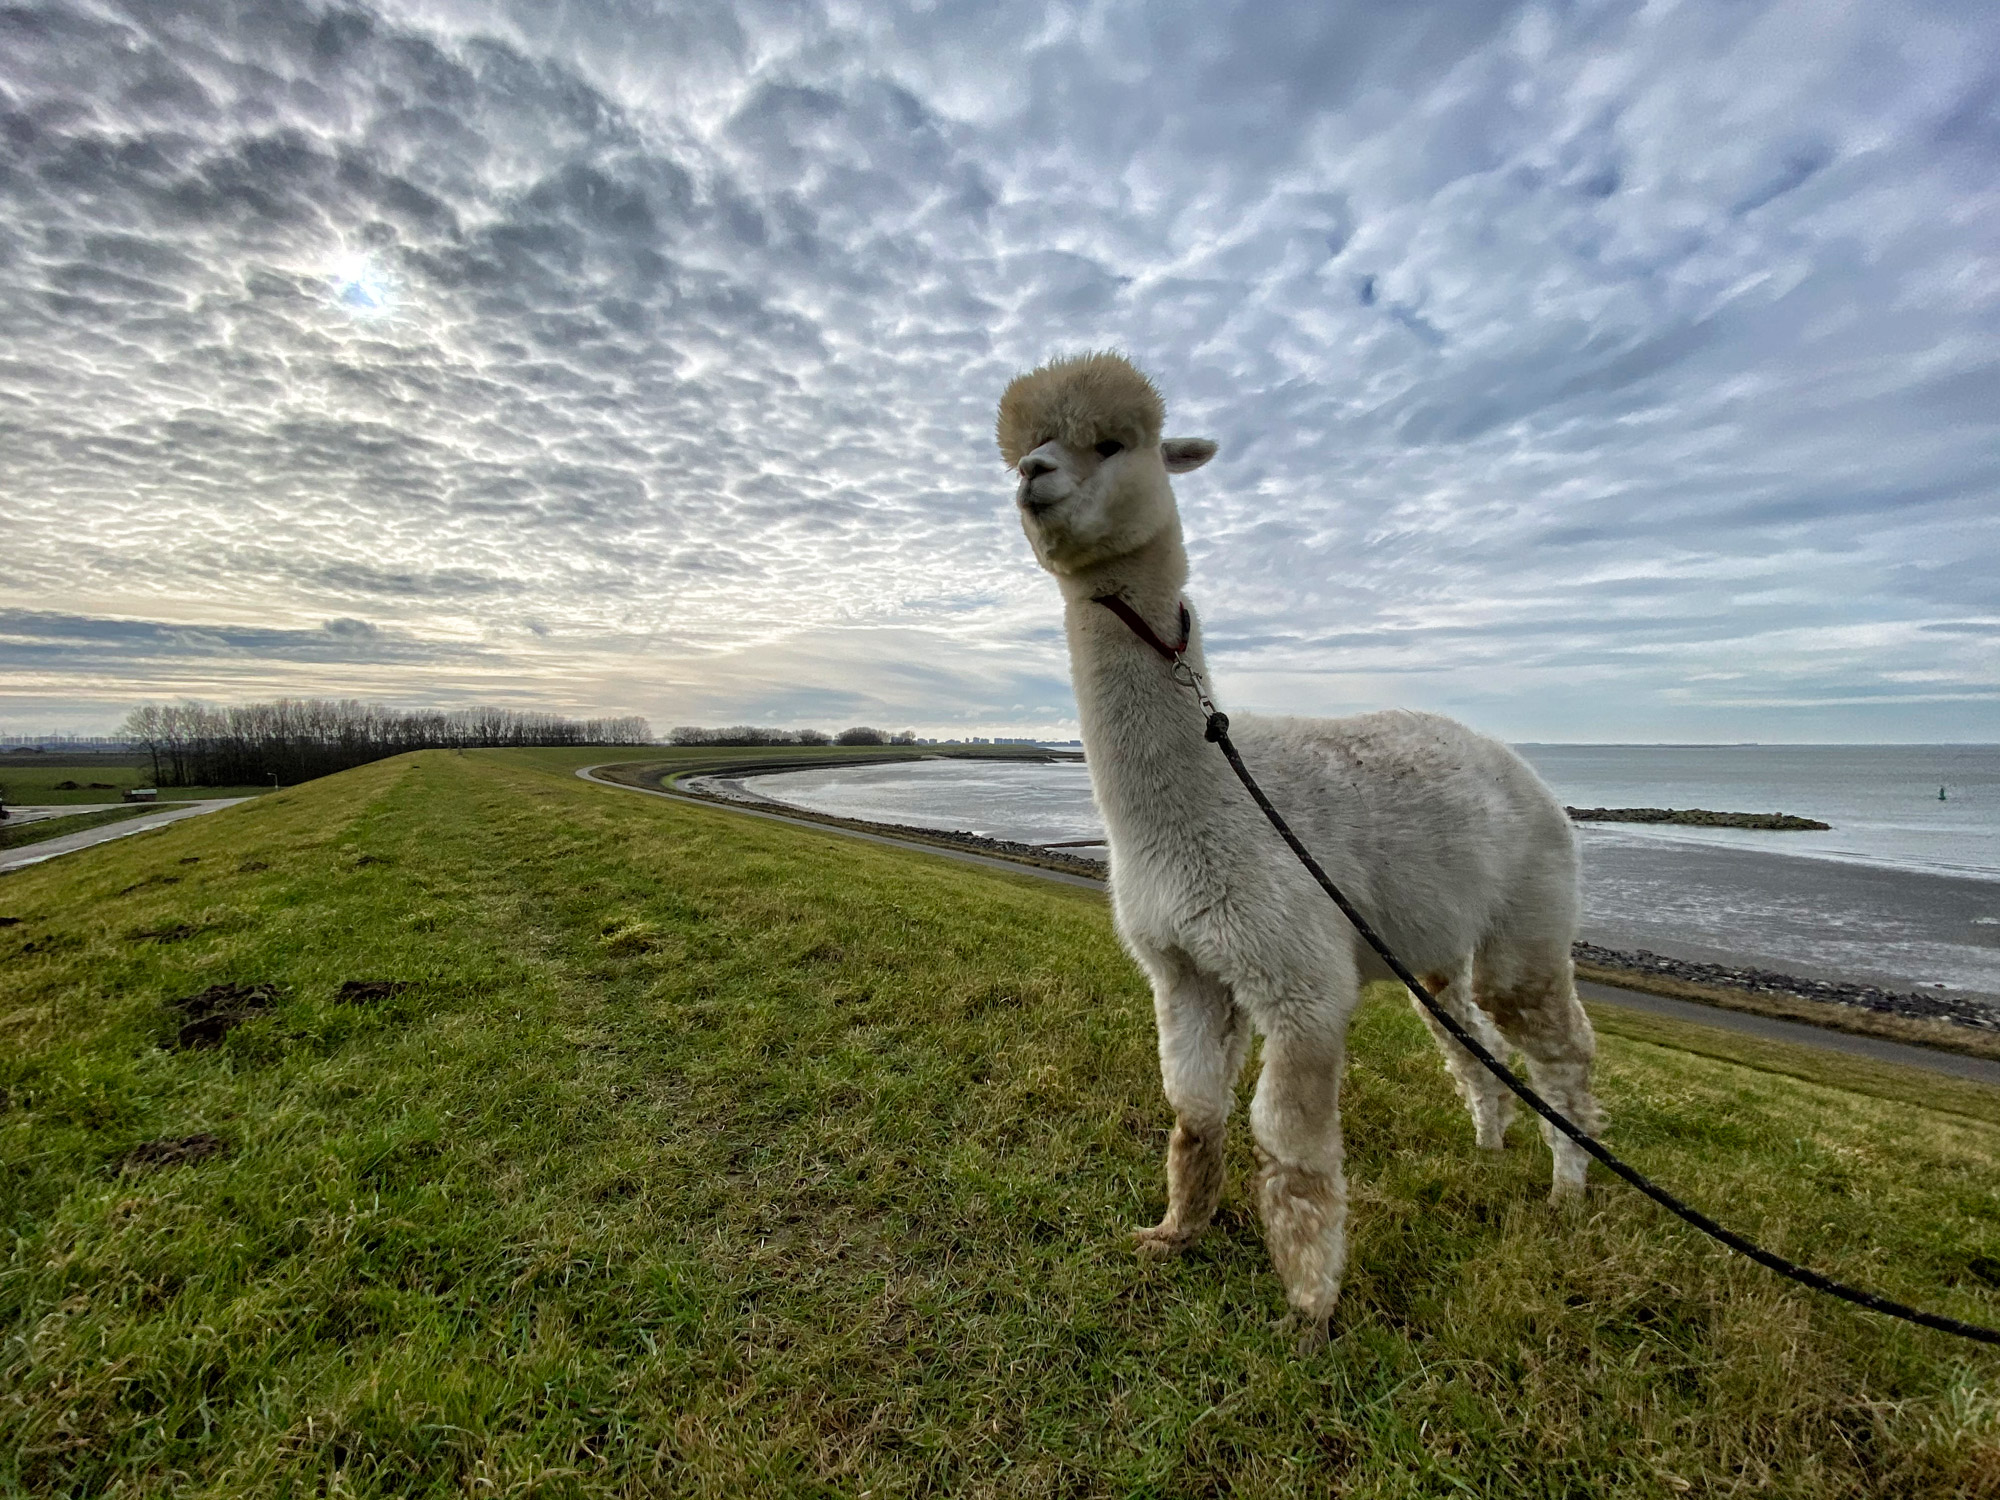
[996,352,1217,576]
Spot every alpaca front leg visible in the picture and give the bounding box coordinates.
[1133,952,1246,1259]
[1248,1026,1348,1350]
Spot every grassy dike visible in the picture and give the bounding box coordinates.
[2,749,1998,1497]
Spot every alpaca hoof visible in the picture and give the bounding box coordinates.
[1476,1135,1509,1153]
[1273,1310,1334,1355]
[1132,1224,1198,1260]
[1548,1178,1586,1206]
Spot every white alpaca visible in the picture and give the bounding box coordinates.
[997,352,1600,1346]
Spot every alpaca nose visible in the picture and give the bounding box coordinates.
[1020,455,1058,480]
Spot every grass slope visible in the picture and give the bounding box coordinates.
[2,748,1998,1497]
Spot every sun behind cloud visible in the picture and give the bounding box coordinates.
[327,249,396,317]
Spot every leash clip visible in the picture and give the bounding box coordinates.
[1171,651,1220,722]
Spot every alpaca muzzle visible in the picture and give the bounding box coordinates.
[1017,468,1073,514]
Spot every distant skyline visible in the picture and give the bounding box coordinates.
[4,0,1996,743]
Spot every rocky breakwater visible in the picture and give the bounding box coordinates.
[1567,807,1832,830]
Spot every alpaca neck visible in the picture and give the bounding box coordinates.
[1057,526,1227,842]
[1056,523,1190,625]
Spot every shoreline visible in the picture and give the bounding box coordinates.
[668,759,2000,1058]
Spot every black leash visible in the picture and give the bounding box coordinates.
[1094,592,2000,1348]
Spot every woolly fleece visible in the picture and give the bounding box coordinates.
[996,352,1165,468]
[1001,353,1599,1345]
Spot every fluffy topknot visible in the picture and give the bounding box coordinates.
[995,352,1165,468]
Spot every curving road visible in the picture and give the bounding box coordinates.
[0,799,251,873]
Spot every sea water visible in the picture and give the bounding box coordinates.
[747,745,2000,1002]
[1517,744,1999,882]
[728,758,1102,847]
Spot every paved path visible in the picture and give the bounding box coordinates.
[2,801,128,825]
[578,765,2000,1087]
[0,799,251,872]
[1575,979,2000,1086]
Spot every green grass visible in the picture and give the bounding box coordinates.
[0,755,270,807]
[2,748,1998,1497]
[0,803,195,853]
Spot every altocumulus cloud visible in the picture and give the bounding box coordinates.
[1,0,1995,739]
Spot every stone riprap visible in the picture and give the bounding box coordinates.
[1572,941,1998,1031]
[1566,807,1831,830]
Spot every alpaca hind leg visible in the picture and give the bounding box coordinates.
[1411,962,1516,1151]
[1133,947,1247,1258]
[1475,945,1599,1200]
[1248,1021,1348,1348]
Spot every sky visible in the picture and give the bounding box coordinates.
[2,0,1996,743]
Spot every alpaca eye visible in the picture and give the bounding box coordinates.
[1094,440,1124,458]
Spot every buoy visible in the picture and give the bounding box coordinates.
[1940,786,1948,801]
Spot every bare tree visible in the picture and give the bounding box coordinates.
[119,700,652,786]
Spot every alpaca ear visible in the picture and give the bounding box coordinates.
[1161,437,1218,473]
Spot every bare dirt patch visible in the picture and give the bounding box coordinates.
[168,983,279,1049]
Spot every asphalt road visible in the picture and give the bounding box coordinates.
[0,798,251,873]
[579,763,2000,1088]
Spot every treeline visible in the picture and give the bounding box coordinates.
[121,700,653,787]
[668,725,917,747]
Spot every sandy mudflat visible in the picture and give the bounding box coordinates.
[1575,832,2000,1008]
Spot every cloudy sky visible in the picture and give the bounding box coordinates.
[3,0,1995,742]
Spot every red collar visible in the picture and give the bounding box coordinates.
[1092,594,1191,662]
